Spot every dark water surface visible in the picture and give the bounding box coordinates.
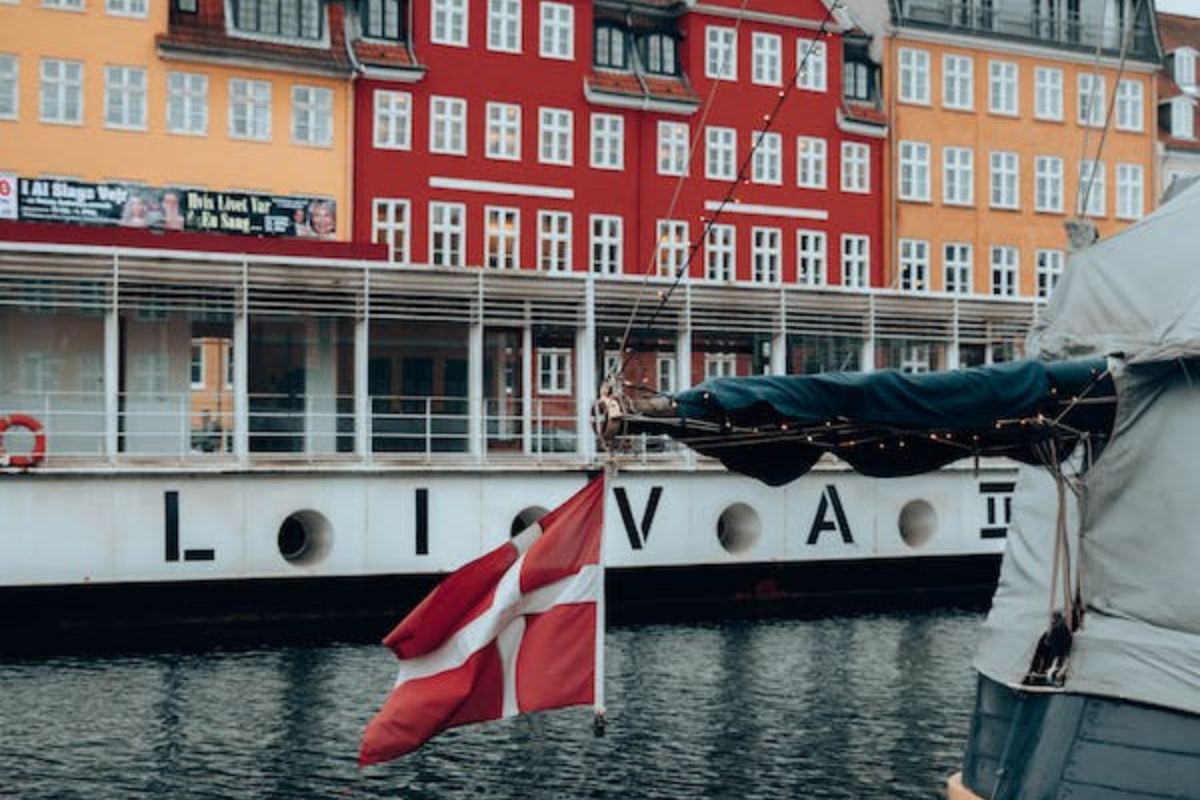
[0,611,980,799]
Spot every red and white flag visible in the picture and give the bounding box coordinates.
[360,475,606,766]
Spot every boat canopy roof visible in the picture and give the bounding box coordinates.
[644,359,1114,486]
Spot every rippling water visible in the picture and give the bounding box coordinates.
[0,611,981,799]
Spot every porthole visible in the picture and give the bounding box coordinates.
[717,502,761,554]
[277,509,333,566]
[898,499,937,548]
[511,505,549,538]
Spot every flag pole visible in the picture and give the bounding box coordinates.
[593,469,608,736]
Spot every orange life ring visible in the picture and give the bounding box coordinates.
[0,413,47,467]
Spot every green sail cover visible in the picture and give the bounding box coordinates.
[661,359,1113,486]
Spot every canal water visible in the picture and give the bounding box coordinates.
[0,611,980,799]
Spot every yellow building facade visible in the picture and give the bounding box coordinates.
[0,0,353,237]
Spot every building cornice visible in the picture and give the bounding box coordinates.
[157,41,353,79]
[359,64,427,83]
[837,109,888,139]
[689,3,850,33]
[583,86,699,116]
[890,26,1160,73]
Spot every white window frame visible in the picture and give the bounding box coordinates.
[705,223,735,282]
[841,234,869,289]
[484,206,520,270]
[429,201,466,267]
[657,356,676,394]
[589,214,622,275]
[538,210,571,273]
[988,60,1018,116]
[1171,97,1195,140]
[40,58,83,125]
[657,120,688,176]
[752,131,782,185]
[943,146,974,206]
[104,64,147,130]
[1078,160,1106,217]
[989,245,1018,297]
[1034,155,1064,213]
[841,141,869,193]
[898,48,930,105]
[538,348,573,396]
[797,136,827,189]
[372,198,411,264]
[291,84,332,147]
[538,107,573,166]
[1116,79,1143,132]
[989,150,1019,210]
[705,126,737,181]
[431,0,469,47]
[1077,73,1105,128]
[106,0,147,16]
[166,70,207,135]
[487,0,521,53]
[705,26,737,81]
[704,353,737,380]
[795,229,826,286]
[0,54,16,120]
[539,2,574,60]
[656,219,689,278]
[590,113,623,170]
[430,95,467,155]
[485,101,521,161]
[42,0,85,9]
[1116,163,1144,220]
[231,77,272,142]
[898,140,930,202]
[942,54,973,111]
[1034,66,1063,121]
[752,32,781,86]
[943,242,972,294]
[751,227,782,284]
[1177,49,1197,89]
[1036,249,1063,299]
[797,39,826,92]
[898,238,929,292]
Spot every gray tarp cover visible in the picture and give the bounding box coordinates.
[978,181,1200,714]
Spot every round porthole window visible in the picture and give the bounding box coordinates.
[277,509,334,566]
[717,502,762,555]
[898,499,938,548]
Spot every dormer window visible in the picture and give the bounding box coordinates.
[594,22,628,70]
[363,0,405,41]
[844,60,871,102]
[1177,49,1197,91]
[1172,97,1195,140]
[231,0,323,41]
[642,32,677,76]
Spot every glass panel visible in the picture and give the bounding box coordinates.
[484,328,523,452]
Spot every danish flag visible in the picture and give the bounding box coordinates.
[360,475,606,766]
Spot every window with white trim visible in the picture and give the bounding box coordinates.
[539,2,573,60]
[429,202,466,267]
[432,0,468,46]
[0,55,16,120]
[1077,73,1105,128]
[656,219,688,278]
[231,78,272,141]
[752,227,781,284]
[943,146,973,206]
[590,113,623,170]
[753,131,782,185]
[589,214,622,275]
[190,343,206,389]
[642,32,677,75]
[797,136,826,189]
[942,54,973,110]
[594,23,626,69]
[1077,160,1105,217]
[899,345,930,375]
[796,229,826,286]
[841,234,869,288]
[657,121,688,176]
[538,210,571,272]
[705,223,735,281]
[538,348,572,395]
[291,85,332,146]
[943,242,972,294]
[43,0,84,8]
[41,58,83,125]
[797,39,826,91]
[752,32,781,86]
[1177,49,1197,89]
[488,0,520,52]
[484,206,519,269]
[538,107,572,165]
[104,65,146,130]
[1034,155,1064,213]
[704,353,737,380]
[232,0,323,40]
[363,0,404,40]
[486,102,520,160]
[1116,163,1144,220]
[1172,97,1195,140]
[1116,79,1143,132]
[657,356,676,394]
[706,126,736,181]
[898,141,930,202]
[372,198,410,264]
[1034,66,1063,121]
[990,246,1018,297]
[989,151,1019,210]
[841,141,869,193]
[166,70,207,134]
[106,0,148,17]
[898,47,929,104]
[430,95,466,154]
[706,26,736,81]
[898,238,929,292]
[988,60,1017,115]
[1036,249,1063,299]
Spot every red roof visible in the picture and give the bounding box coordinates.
[1156,13,1200,152]
[586,71,699,107]
[352,40,419,72]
